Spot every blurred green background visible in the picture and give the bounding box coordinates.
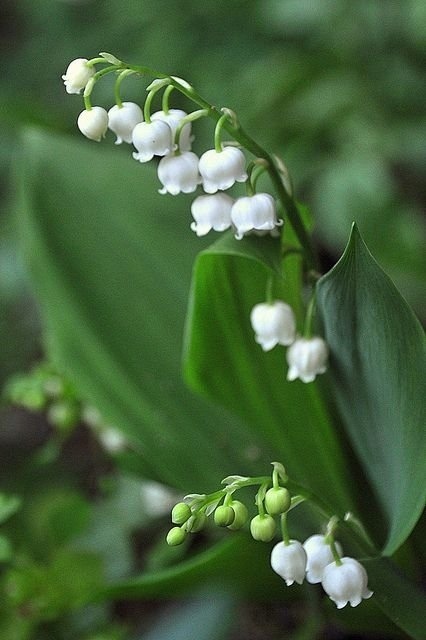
[0,1,424,638]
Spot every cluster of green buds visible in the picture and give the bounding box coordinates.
[166,462,292,546]
[166,462,374,610]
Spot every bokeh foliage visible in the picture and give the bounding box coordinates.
[1,1,425,639]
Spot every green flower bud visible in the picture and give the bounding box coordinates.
[227,500,248,531]
[264,487,291,516]
[187,512,207,532]
[214,505,235,527]
[171,502,192,525]
[250,514,276,542]
[166,526,187,546]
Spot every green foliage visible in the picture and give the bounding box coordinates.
[1,1,425,637]
[316,225,426,555]
[17,128,264,490]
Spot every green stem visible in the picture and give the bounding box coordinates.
[114,69,134,108]
[304,291,317,338]
[144,89,158,123]
[162,84,175,114]
[281,512,291,545]
[265,274,275,304]
[213,113,228,152]
[174,108,209,149]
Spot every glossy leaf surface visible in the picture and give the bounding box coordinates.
[316,225,426,555]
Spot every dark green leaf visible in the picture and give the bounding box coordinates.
[364,556,426,640]
[17,128,268,491]
[201,230,283,275]
[316,224,426,555]
[101,535,281,600]
[141,590,235,640]
[183,240,357,516]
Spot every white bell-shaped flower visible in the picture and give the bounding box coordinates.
[231,193,283,240]
[151,109,192,152]
[286,336,328,383]
[303,534,343,584]
[199,146,247,193]
[250,301,296,351]
[77,107,109,142]
[322,557,373,609]
[158,151,201,195]
[270,540,307,586]
[132,120,173,163]
[190,193,234,236]
[62,58,95,94]
[108,102,143,144]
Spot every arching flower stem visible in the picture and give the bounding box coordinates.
[117,59,318,270]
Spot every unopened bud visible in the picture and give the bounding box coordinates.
[264,487,291,516]
[250,514,277,542]
[227,500,248,530]
[171,502,192,525]
[166,526,187,546]
[187,512,207,533]
[214,505,235,527]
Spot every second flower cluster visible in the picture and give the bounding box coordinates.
[250,300,328,383]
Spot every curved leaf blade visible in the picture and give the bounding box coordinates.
[316,224,426,554]
[183,246,356,516]
[16,128,266,490]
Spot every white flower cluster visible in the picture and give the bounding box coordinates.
[62,58,283,241]
[271,534,373,609]
[250,300,328,383]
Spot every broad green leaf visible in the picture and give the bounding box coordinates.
[201,231,283,275]
[101,535,281,600]
[16,128,269,492]
[141,590,235,640]
[183,231,357,516]
[364,556,426,640]
[316,224,426,555]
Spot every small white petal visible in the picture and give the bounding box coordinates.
[250,301,296,350]
[190,193,234,236]
[303,534,343,584]
[286,337,328,383]
[231,193,283,240]
[199,146,247,193]
[151,109,193,152]
[77,107,109,142]
[157,152,201,195]
[108,102,143,144]
[270,540,307,586]
[62,58,95,94]
[322,557,373,609]
[132,120,173,163]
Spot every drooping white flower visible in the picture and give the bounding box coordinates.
[108,102,143,144]
[250,301,296,351]
[199,146,247,193]
[322,557,373,609]
[270,540,307,586]
[132,120,173,163]
[158,151,201,195]
[303,534,343,584]
[77,107,109,142]
[62,58,95,94]
[151,109,192,152]
[190,193,234,236]
[286,336,328,383]
[231,193,283,240]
